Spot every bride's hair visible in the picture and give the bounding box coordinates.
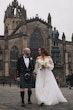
[40,47,49,56]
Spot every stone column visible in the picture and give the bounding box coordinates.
[4,34,9,77]
[65,52,69,75]
[4,48,9,76]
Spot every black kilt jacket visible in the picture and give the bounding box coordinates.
[16,56,35,88]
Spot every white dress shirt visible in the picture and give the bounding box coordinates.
[23,55,29,68]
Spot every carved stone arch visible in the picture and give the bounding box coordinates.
[0,47,3,70]
[10,46,19,78]
[29,27,44,60]
[10,46,19,60]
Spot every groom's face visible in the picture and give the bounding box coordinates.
[24,49,31,56]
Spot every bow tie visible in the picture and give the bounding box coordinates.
[25,56,29,58]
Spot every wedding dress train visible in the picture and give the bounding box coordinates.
[34,57,67,105]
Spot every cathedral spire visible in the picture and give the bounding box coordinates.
[62,32,65,38]
[71,33,73,42]
[4,0,26,21]
[47,13,51,26]
[4,0,27,35]
[12,0,18,7]
[62,32,66,43]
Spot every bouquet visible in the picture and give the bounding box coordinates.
[40,61,49,70]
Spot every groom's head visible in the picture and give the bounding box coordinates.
[23,48,31,56]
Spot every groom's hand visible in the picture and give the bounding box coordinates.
[16,77,20,81]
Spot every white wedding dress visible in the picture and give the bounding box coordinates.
[34,57,67,105]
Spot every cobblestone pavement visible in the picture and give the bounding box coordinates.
[0,85,73,110]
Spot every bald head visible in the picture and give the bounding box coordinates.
[24,48,30,51]
[23,48,31,56]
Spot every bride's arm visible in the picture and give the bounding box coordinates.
[48,56,54,71]
[33,59,39,75]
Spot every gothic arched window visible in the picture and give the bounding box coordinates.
[10,46,19,77]
[10,46,18,60]
[29,27,44,59]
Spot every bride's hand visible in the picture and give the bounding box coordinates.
[33,73,37,79]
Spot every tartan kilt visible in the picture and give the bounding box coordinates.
[20,73,35,88]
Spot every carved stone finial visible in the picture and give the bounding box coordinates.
[71,33,73,42]
[12,0,18,8]
[48,13,51,26]
[48,13,51,18]
[23,5,25,10]
[62,32,66,43]
[62,32,65,38]
[36,14,39,18]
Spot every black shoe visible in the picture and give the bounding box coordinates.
[40,103,44,106]
[28,100,32,104]
[21,102,25,107]
[69,87,71,89]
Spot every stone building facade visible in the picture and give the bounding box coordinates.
[0,0,73,84]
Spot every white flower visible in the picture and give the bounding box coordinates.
[40,61,49,69]
[30,57,33,60]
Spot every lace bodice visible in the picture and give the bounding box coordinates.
[34,57,54,74]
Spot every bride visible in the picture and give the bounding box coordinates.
[34,47,67,106]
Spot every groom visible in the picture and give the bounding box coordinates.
[16,48,34,106]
